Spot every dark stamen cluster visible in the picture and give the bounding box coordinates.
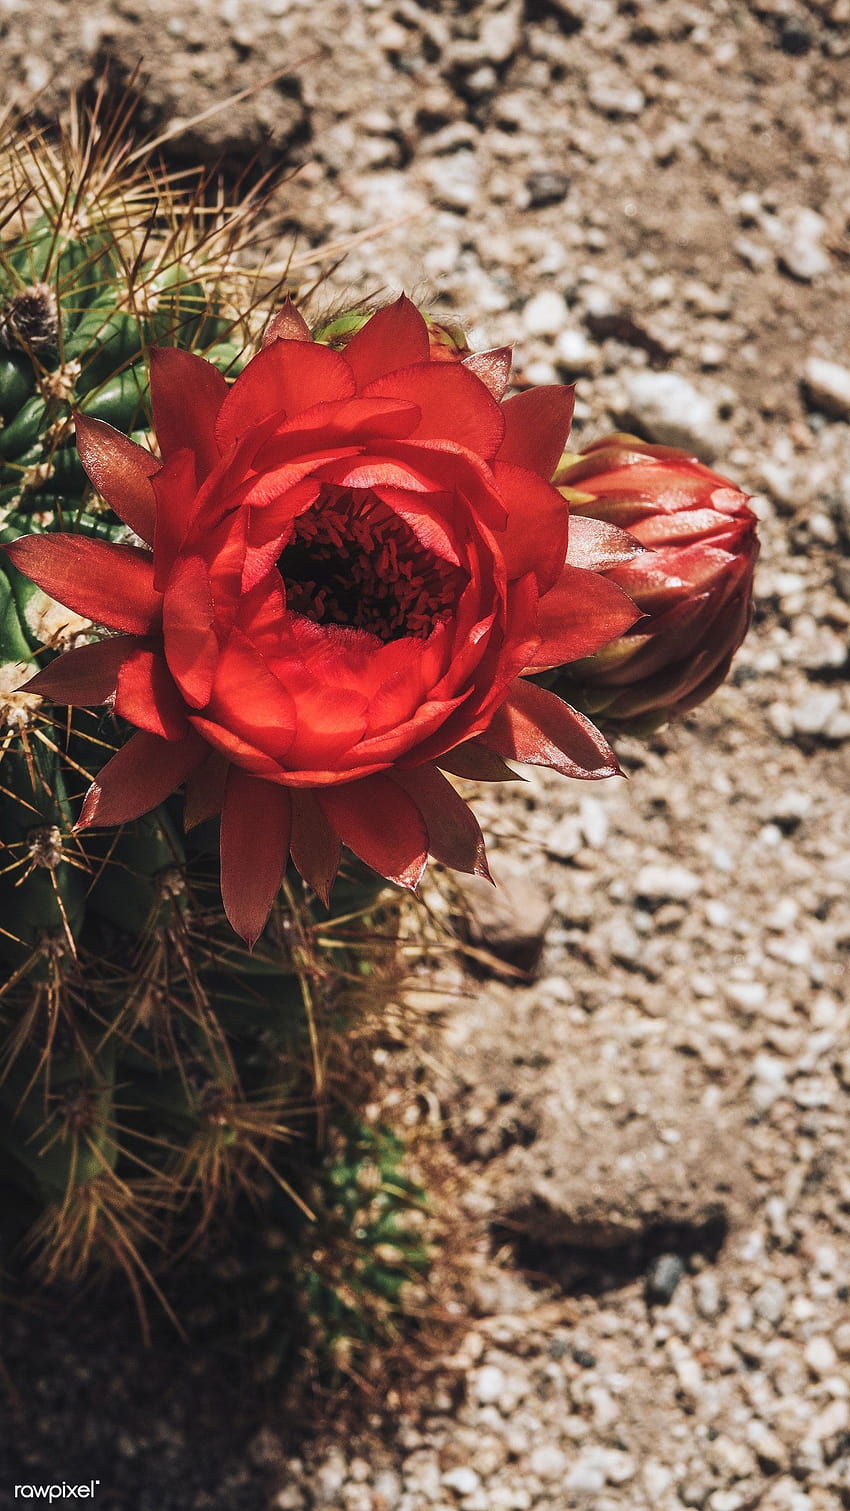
[279,486,467,642]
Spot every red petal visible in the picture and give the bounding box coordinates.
[633,506,742,548]
[318,774,428,889]
[115,647,189,740]
[188,715,284,779]
[566,515,647,571]
[74,413,158,543]
[150,348,227,478]
[220,766,292,946]
[262,297,311,346]
[498,386,575,478]
[364,438,509,532]
[392,765,490,878]
[162,554,218,708]
[591,590,738,685]
[495,460,570,593]
[438,740,522,783]
[207,627,297,759]
[532,564,642,669]
[482,680,620,779]
[78,730,205,828]
[184,749,230,829]
[214,340,355,452]
[289,790,342,905]
[23,636,145,704]
[363,363,506,460]
[252,397,419,463]
[462,347,513,399]
[4,535,159,635]
[342,295,430,390]
[152,449,199,591]
[609,544,736,614]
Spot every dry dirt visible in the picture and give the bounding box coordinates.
[1,1,849,1508]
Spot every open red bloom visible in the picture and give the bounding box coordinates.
[6,297,639,943]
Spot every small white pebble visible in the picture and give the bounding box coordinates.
[442,1466,481,1496]
[528,1445,567,1480]
[473,1364,506,1406]
[522,290,567,336]
[804,1334,837,1376]
[565,1458,606,1495]
[810,1397,849,1440]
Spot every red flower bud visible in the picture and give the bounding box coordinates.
[551,434,759,732]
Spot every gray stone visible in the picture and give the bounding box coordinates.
[442,1466,481,1496]
[565,1457,607,1495]
[555,327,597,374]
[525,169,571,207]
[778,209,831,282]
[522,290,567,336]
[579,796,609,849]
[792,689,843,737]
[709,1492,749,1511]
[809,1397,849,1439]
[528,1445,568,1480]
[602,1451,636,1484]
[735,236,773,271]
[473,1364,507,1405]
[373,1470,403,1510]
[694,1271,723,1319]
[747,1423,790,1473]
[313,1450,348,1506]
[454,873,552,976]
[803,356,850,420]
[588,83,646,117]
[646,1253,686,1305]
[423,151,479,212]
[545,814,583,860]
[615,369,728,460]
[680,1482,714,1508]
[707,1435,758,1480]
[804,1334,837,1376]
[636,863,701,904]
[753,1277,787,1325]
[275,1488,307,1511]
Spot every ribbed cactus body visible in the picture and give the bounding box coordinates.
[0,100,428,1360]
[183,1118,434,1384]
[0,212,242,521]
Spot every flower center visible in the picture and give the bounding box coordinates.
[278,485,467,642]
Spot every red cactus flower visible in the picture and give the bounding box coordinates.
[6,298,640,943]
[551,434,759,730]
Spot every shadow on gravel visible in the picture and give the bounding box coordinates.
[495,1211,729,1300]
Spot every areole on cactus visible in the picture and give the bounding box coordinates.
[6,295,644,946]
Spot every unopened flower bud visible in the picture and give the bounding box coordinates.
[551,434,759,732]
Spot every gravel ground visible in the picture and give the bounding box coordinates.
[1,1,849,1508]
